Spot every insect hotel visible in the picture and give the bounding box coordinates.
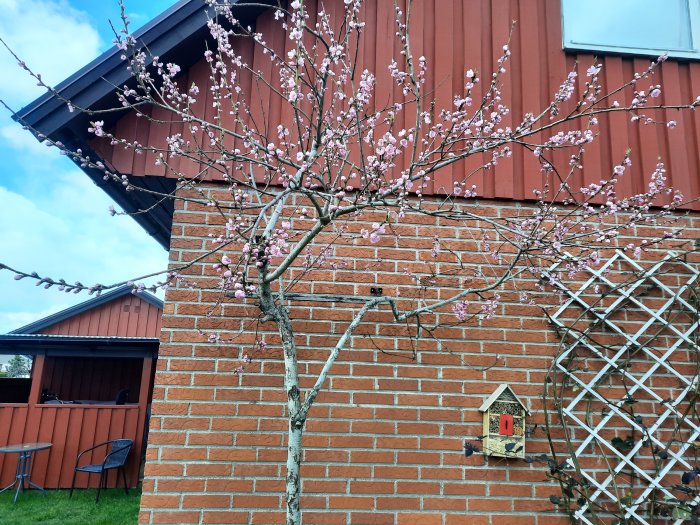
[479,384,529,459]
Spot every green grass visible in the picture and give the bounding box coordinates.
[0,486,141,525]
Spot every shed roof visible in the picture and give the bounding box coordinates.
[0,334,158,358]
[9,285,162,335]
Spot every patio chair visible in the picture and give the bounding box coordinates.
[114,388,129,405]
[69,438,133,503]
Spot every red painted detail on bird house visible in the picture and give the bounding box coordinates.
[499,414,514,436]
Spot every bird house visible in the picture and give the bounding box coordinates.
[478,384,529,458]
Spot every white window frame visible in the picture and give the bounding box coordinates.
[561,0,700,60]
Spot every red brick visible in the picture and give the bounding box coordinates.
[303,512,350,525]
[145,184,700,525]
[140,495,180,509]
[182,495,231,508]
[350,481,394,494]
[375,497,421,510]
[150,511,201,524]
[350,513,395,525]
[201,511,250,524]
[328,496,374,510]
[396,513,443,525]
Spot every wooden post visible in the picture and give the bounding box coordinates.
[139,357,153,407]
[131,356,154,487]
[28,354,46,406]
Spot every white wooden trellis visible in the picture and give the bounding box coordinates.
[545,250,700,525]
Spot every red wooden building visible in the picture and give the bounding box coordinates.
[11,0,700,524]
[0,286,161,489]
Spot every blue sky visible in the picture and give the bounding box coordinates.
[0,0,177,334]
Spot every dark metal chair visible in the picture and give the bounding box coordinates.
[69,439,133,503]
[114,388,130,405]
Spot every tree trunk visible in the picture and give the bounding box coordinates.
[259,279,305,525]
[286,424,303,525]
[280,308,303,525]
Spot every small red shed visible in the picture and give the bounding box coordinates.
[0,286,161,489]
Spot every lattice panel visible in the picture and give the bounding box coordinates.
[546,250,700,524]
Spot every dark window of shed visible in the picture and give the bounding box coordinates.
[562,0,700,59]
[39,357,142,405]
[0,357,33,403]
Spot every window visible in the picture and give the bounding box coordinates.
[0,356,33,403]
[561,0,700,60]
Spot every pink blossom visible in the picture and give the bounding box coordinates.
[586,64,601,77]
[88,121,105,137]
[452,301,469,321]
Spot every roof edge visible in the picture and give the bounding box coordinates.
[14,0,207,127]
[478,384,530,414]
[9,285,163,335]
[0,334,159,358]
[11,0,273,246]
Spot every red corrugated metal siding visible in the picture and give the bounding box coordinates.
[37,295,162,337]
[91,0,700,209]
[0,404,144,489]
[0,357,153,489]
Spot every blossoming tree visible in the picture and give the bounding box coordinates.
[2,1,699,523]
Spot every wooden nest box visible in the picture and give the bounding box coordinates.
[478,384,529,459]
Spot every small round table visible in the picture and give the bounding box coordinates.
[0,442,52,504]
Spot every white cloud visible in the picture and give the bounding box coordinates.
[0,0,101,107]
[123,11,151,26]
[0,306,72,334]
[0,0,171,336]
[0,171,167,333]
[0,125,56,158]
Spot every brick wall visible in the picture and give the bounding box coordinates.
[140,189,700,525]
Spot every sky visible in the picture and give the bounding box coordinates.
[0,0,178,336]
